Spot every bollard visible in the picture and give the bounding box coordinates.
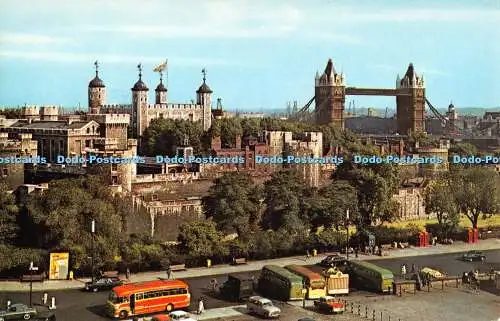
[350,303,354,313]
[357,304,360,315]
[313,249,317,257]
[42,292,48,305]
[389,316,391,321]
[372,310,375,321]
[365,306,368,317]
[207,259,211,268]
[49,297,56,310]
[69,270,73,280]
[380,311,383,321]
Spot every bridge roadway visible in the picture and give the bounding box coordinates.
[0,250,498,321]
[345,87,411,96]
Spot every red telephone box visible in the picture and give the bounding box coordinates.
[418,232,424,247]
[423,231,429,247]
[473,228,479,243]
[467,228,474,244]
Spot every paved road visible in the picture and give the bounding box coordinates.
[1,250,498,321]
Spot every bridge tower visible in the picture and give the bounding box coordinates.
[396,63,425,135]
[314,59,345,128]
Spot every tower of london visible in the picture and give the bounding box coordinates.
[88,62,214,144]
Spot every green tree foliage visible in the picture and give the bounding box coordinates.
[23,176,128,270]
[450,167,500,228]
[177,220,228,258]
[449,142,477,156]
[0,183,19,244]
[262,169,310,233]
[121,234,170,271]
[424,179,459,233]
[334,162,400,226]
[306,180,358,232]
[141,118,206,156]
[203,172,262,235]
[0,108,23,118]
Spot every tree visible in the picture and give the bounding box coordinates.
[306,180,358,232]
[23,177,127,270]
[449,142,477,156]
[203,172,262,235]
[0,183,19,244]
[262,169,310,233]
[141,118,205,156]
[177,220,228,258]
[424,179,459,232]
[450,167,500,228]
[334,162,400,226]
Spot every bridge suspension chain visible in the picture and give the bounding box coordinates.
[425,98,471,137]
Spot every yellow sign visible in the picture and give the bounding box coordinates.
[49,252,69,280]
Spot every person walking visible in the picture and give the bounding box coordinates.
[401,264,407,279]
[197,297,205,314]
[166,266,172,280]
[125,268,130,281]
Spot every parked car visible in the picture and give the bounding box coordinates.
[246,296,281,319]
[318,254,347,267]
[297,318,316,321]
[151,310,197,321]
[313,296,345,313]
[84,276,124,292]
[0,303,38,320]
[462,251,486,262]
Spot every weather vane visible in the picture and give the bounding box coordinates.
[202,68,207,82]
[137,63,142,78]
[94,61,99,75]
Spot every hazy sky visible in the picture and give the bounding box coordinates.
[1,0,499,111]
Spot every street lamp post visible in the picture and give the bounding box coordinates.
[346,209,350,260]
[91,219,95,284]
[28,261,38,307]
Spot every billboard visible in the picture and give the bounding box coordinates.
[49,252,69,280]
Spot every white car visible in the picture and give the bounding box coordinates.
[246,296,281,318]
[150,310,197,321]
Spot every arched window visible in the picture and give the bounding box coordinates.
[87,128,90,134]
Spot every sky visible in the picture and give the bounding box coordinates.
[0,0,499,112]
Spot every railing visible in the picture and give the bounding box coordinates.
[340,299,403,321]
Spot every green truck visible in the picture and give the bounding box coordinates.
[347,260,394,293]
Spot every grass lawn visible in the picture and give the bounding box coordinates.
[384,214,500,230]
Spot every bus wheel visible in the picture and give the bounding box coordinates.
[118,310,128,319]
[166,304,174,312]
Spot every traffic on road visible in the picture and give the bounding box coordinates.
[0,250,498,321]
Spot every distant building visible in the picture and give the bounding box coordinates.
[0,132,38,189]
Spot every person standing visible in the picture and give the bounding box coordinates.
[125,268,130,281]
[198,297,205,314]
[401,264,407,279]
[166,266,172,280]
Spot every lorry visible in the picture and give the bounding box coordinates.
[324,268,349,295]
[219,274,255,301]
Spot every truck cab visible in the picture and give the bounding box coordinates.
[219,274,255,301]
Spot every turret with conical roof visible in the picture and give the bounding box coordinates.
[88,61,106,114]
[132,63,149,143]
[155,71,167,104]
[196,68,213,131]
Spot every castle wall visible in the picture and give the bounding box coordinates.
[0,133,38,190]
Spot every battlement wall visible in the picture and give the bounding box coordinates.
[147,103,203,110]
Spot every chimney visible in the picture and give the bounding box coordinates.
[211,136,222,151]
[235,135,241,149]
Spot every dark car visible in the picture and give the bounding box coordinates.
[297,318,316,321]
[84,277,123,292]
[318,254,347,267]
[462,251,486,262]
[0,303,38,320]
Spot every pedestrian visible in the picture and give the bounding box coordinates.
[401,264,407,279]
[354,247,358,258]
[126,267,130,281]
[411,264,416,274]
[306,249,310,261]
[166,266,172,280]
[198,297,205,314]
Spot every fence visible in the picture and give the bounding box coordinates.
[339,299,403,321]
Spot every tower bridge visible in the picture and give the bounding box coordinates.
[292,59,465,136]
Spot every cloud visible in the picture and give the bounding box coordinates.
[0,51,235,66]
[0,32,76,45]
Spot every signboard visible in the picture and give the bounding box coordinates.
[49,252,69,280]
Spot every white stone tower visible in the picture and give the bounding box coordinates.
[196,68,213,131]
[131,63,149,142]
[88,61,106,114]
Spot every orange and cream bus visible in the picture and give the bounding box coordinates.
[284,265,326,299]
[106,279,190,319]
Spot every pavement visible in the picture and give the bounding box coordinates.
[1,238,498,292]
